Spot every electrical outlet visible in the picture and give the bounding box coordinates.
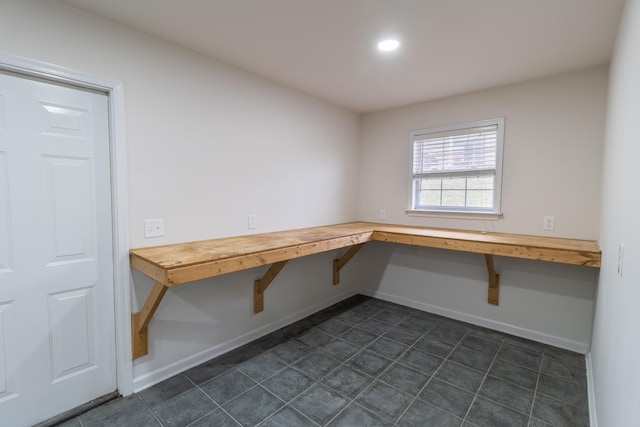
[144,218,164,238]
[379,209,386,220]
[543,215,555,231]
[618,243,624,277]
[248,214,257,229]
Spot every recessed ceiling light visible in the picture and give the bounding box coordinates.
[377,39,400,52]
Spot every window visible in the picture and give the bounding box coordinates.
[410,118,504,214]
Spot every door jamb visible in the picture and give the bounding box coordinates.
[0,52,133,395]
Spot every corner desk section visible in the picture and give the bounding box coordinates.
[129,222,601,359]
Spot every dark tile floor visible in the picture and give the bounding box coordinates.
[57,295,589,427]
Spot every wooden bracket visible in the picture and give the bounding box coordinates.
[333,243,366,285]
[131,281,168,359]
[254,260,289,313]
[484,254,500,305]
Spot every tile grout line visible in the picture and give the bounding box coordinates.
[72,297,587,427]
[256,397,320,427]
[460,338,506,426]
[153,300,581,427]
[460,340,552,426]
[259,303,389,426]
[219,335,328,414]
[448,333,494,426]
[359,308,452,425]
[181,374,243,427]
[319,305,421,425]
[255,351,325,427]
[238,356,322,426]
[136,391,171,427]
[318,305,395,425]
[375,313,496,425]
[388,318,455,425]
[526,348,545,427]
[241,337,335,427]
[222,383,288,425]
[309,306,565,425]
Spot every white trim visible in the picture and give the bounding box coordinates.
[408,117,505,215]
[405,209,503,220]
[586,351,598,427]
[0,53,132,395]
[360,288,589,353]
[132,288,359,392]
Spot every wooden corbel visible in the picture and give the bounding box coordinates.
[333,243,366,285]
[484,254,500,305]
[131,281,169,359]
[254,260,289,313]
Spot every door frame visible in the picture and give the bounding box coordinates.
[0,52,133,395]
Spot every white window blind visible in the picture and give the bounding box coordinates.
[410,118,504,213]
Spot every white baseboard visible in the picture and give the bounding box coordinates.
[361,289,589,354]
[586,351,598,427]
[133,286,591,393]
[132,288,359,392]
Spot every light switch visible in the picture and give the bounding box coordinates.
[144,218,165,238]
[248,214,257,229]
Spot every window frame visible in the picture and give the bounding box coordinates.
[407,118,505,217]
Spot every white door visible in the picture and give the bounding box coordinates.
[0,70,116,426]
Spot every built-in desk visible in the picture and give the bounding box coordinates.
[129,222,601,358]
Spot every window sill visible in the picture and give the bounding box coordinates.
[405,209,503,221]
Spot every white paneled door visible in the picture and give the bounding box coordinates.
[0,71,116,426]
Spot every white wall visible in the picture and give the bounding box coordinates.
[359,66,607,239]
[132,252,362,388]
[356,68,608,351]
[590,0,640,425]
[0,0,614,397]
[0,0,360,388]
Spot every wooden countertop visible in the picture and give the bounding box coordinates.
[129,221,601,358]
[130,222,601,287]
